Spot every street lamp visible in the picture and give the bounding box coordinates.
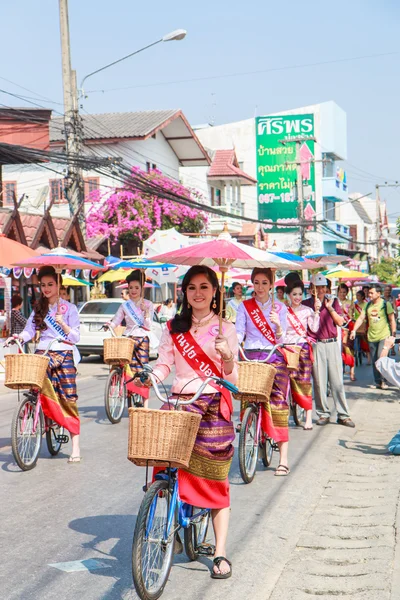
[79,29,187,96]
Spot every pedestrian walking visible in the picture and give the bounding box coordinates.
[106,269,154,406]
[158,298,176,323]
[337,283,356,381]
[236,267,291,476]
[149,265,238,579]
[285,277,320,430]
[351,284,397,389]
[225,282,243,323]
[10,294,27,336]
[353,290,371,364]
[15,266,81,462]
[303,274,355,428]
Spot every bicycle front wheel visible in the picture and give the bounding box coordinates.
[132,480,175,600]
[184,507,211,561]
[11,394,42,471]
[239,404,259,484]
[104,368,125,424]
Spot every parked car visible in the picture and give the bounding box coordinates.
[77,299,162,359]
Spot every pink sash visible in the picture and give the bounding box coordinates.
[168,323,233,422]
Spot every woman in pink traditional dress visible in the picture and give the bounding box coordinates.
[236,267,291,476]
[148,265,238,580]
[285,278,320,430]
[107,270,154,406]
[17,266,81,463]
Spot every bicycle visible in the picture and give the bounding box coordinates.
[4,337,71,471]
[130,366,238,600]
[103,325,144,424]
[237,341,303,484]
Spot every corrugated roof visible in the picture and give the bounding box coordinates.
[50,110,179,143]
[208,150,257,184]
[352,199,373,224]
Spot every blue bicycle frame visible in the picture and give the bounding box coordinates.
[145,470,210,542]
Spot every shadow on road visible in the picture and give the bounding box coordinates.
[338,438,389,455]
[69,514,138,599]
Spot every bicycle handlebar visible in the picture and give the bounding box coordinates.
[238,337,305,363]
[3,336,75,354]
[135,365,239,407]
[102,324,117,338]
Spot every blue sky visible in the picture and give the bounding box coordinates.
[1,0,400,217]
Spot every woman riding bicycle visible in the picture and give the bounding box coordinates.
[14,266,81,463]
[285,276,320,430]
[146,265,238,580]
[106,269,154,406]
[235,267,291,476]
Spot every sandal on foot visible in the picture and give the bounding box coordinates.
[67,456,82,464]
[303,425,313,431]
[211,556,232,579]
[275,464,290,477]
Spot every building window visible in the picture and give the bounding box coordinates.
[146,162,151,172]
[211,187,222,207]
[152,163,157,170]
[323,198,336,220]
[2,181,17,206]
[84,177,100,198]
[49,179,66,204]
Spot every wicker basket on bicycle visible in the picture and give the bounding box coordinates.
[233,361,277,403]
[127,407,201,468]
[4,354,50,390]
[103,337,134,365]
[285,345,302,371]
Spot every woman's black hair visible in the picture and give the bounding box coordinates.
[338,282,349,294]
[284,272,302,287]
[170,265,221,334]
[164,298,173,305]
[276,285,285,293]
[286,280,305,295]
[231,281,242,293]
[356,289,365,300]
[33,266,62,331]
[251,267,273,283]
[126,269,145,287]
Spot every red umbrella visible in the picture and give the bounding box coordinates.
[0,234,40,269]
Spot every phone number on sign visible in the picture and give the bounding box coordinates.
[259,192,294,204]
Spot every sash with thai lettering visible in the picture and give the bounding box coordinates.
[44,304,81,366]
[167,322,233,422]
[243,298,276,345]
[287,306,314,362]
[124,300,145,328]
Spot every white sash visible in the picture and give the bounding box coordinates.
[124,300,145,328]
[45,310,81,366]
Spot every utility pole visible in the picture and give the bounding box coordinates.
[375,182,399,260]
[59,0,85,235]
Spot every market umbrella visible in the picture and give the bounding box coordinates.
[0,234,41,269]
[270,252,320,270]
[325,269,370,280]
[62,275,93,287]
[12,247,106,306]
[152,227,302,331]
[305,253,350,266]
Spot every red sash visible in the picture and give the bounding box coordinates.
[287,307,314,362]
[243,298,276,345]
[167,323,233,422]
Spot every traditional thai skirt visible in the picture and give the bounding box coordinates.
[241,350,289,443]
[36,350,80,435]
[289,343,313,411]
[177,392,234,509]
[341,323,355,368]
[125,336,150,399]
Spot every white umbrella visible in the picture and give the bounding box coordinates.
[143,228,189,283]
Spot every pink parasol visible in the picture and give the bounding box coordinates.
[152,226,303,331]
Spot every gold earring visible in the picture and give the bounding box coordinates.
[212,296,217,309]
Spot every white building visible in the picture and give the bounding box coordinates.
[2,109,210,222]
[186,101,351,252]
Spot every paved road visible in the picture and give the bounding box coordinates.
[0,357,398,600]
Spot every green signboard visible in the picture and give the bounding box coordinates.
[255,114,316,233]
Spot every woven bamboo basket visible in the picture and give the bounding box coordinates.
[285,345,302,370]
[127,408,202,468]
[103,337,134,365]
[233,361,277,403]
[4,354,50,390]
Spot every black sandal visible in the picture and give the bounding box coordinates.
[211,556,232,579]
